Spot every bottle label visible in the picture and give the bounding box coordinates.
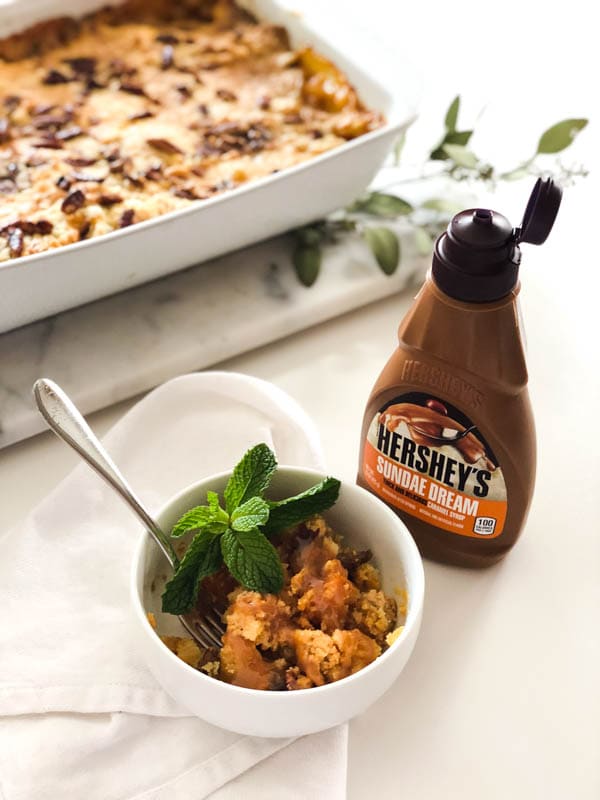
[362,392,507,538]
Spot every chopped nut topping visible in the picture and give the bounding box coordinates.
[119,209,135,227]
[155,33,180,44]
[56,126,83,141]
[216,88,237,102]
[118,82,147,97]
[63,57,96,76]
[128,110,154,121]
[32,137,63,149]
[56,175,72,191]
[42,69,71,85]
[8,227,23,257]
[98,193,123,206]
[147,137,183,155]
[61,189,85,214]
[65,156,97,167]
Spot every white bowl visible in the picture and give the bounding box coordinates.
[131,466,424,738]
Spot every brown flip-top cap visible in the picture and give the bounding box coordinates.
[432,178,562,302]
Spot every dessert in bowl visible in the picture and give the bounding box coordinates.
[131,463,424,737]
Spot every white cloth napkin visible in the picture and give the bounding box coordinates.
[0,372,348,800]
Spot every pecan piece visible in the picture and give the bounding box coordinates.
[156,33,180,44]
[33,220,53,235]
[61,189,85,214]
[147,138,183,155]
[128,110,154,121]
[18,220,53,235]
[119,209,135,227]
[216,88,237,102]
[63,57,96,76]
[32,137,63,149]
[56,175,72,191]
[65,157,97,167]
[119,82,147,97]
[56,126,83,141]
[172,187,198,200]
[42,69,71,85]
[79,221,91,240]
[99,194,122,206]
[8,227,23,257]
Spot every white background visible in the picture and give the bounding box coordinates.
[1,1,598,797]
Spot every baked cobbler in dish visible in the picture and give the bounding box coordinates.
[0,0,383,261]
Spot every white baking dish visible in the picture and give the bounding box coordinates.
[0,0,418,333]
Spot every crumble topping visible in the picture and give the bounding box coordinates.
[152,514,404,690]
[0,0,384,261]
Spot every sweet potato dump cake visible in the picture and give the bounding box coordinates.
[150,515,404,690]
[0,0,384,261]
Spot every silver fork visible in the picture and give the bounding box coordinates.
[33,378,225,651]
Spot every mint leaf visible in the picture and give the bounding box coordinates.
[161,531,223,614]
[207,490,220,511]
[171,505,215,538]
[221,528,283,594]
[224,443,277,514]
[263,477,341,534]
[231,496,270,532]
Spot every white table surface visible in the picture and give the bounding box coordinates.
[1,0,598,797]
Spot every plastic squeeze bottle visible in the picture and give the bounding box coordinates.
[357,178,562,567]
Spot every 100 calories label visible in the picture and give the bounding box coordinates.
[362,392,507,538]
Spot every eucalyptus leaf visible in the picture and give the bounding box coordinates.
[413,226,434,255]
[363,226,400,275]
[536,118,588,154]
[421,197,465,214]
[293,244,321,287]
[295,225,322,247]
[430,129,473,160]
[443,143,479,168]
[352,191,413,218]
[445,130,473,147]
[444,95,460,132]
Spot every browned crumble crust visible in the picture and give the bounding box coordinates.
[153,514,403,691]
[0,0,384,261]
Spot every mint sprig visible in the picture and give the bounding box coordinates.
[263,476,340,534]
[161,531,223,615]
[161,443,341,615]
[224,442,276,513]
[221,528,283,594]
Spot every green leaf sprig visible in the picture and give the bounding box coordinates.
[289,95,588,286]
[161,443,340,615]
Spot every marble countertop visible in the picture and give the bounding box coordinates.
[0,224,426,449]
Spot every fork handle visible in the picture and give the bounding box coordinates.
[33,378,178,568]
